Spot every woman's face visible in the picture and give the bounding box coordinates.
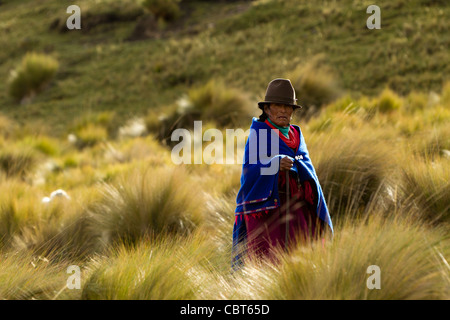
[264,103,294,127]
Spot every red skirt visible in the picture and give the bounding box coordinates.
[243,171,322,261]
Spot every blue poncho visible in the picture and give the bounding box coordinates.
[232,117,333,268]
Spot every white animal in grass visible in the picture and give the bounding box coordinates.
[42,189,71,203]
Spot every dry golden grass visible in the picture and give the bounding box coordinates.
[0,83,448,300]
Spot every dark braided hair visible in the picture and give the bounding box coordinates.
[258,103,269,122]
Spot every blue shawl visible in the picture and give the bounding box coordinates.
[232,117,333,269]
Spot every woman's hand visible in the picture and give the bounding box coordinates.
[280,156,294,171]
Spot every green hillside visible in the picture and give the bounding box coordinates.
[0,0,449,301]
[0,0,449,135]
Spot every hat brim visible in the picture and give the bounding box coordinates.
[258,101,302,109]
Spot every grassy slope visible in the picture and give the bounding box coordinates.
[0,0,449,136]
[0,0,449,301]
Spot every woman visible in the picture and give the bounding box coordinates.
[232,78,333,269]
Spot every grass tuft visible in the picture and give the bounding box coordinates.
[7,52,59,102]
[267,214,449,300]
[290,56,342,117]
[89,164,205,248]
[376,88,403,113]
[0,146,39,179]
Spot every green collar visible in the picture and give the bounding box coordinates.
[267,118,290,138]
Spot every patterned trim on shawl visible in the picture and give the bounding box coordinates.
[236,190,273,206]
[235,205,278,216]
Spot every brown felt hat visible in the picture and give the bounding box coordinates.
[258,78,302,110]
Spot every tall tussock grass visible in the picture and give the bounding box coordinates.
[290,56,342,119]
[0,251,67,300]
[81,233,216,300]
[0,178,100,261]
[144,103,183,144]
[89,165,205,248]
[184,80,253,127]
[259,213,449,300]
[411,125,450,160]
[0,0,448,301]
[0,178,40,249]
[13,198,100,263]
[8,52,59,103]
[80,209,449,300]
[0,77,448,299]
[0,145,38,179]
[145,80,254,144]
[308,129,395,223]
[376,88,403,113]
[69,111,116,149]
[398,156,450,225]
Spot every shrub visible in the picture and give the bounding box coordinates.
[8,52,59,102]
[141,0,182,22]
